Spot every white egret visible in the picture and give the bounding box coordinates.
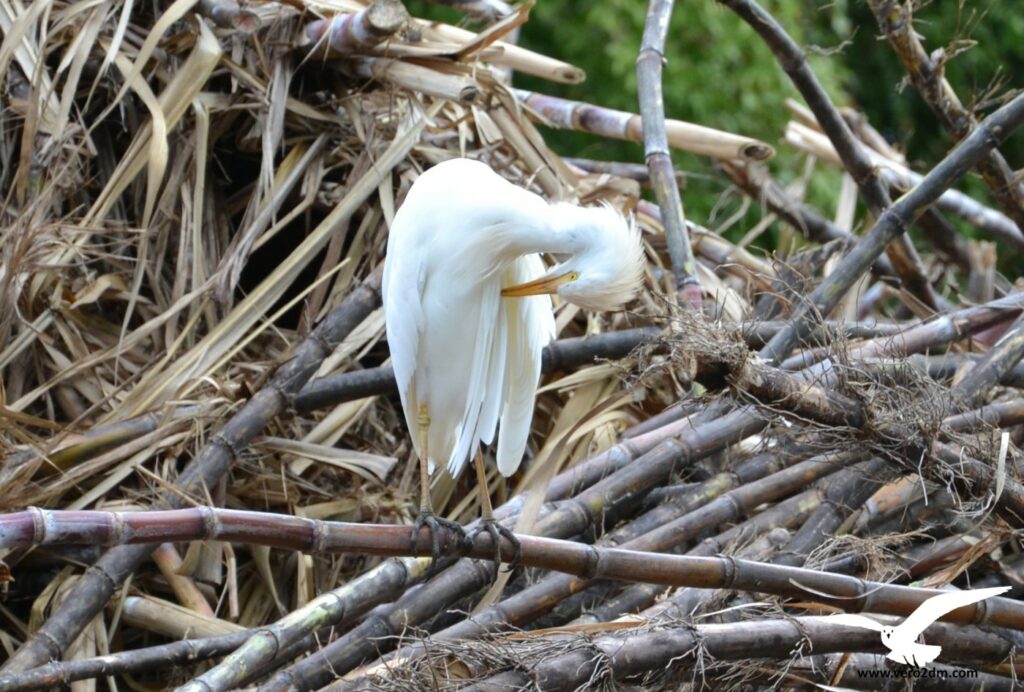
[382,158,645,562]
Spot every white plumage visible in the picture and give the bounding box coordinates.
[383,158,644,533]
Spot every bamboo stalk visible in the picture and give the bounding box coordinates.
[782,291,1024,371]
[120,595,242,640]
[786,120,1024,249]
[0,267,387,674]
[0,630,255,692]
[636,0,700,306]
[304,0,409,54]
[515,89,774,162]
[772,458,891,567]
[22,507,1015,684]
[572,490,818,628]
[338,57,481,104]
[760,90,1024,363]
[716,0,941,311]
[953,313,1024,407]
[447,616,1012,691]
[942,398,1024,433]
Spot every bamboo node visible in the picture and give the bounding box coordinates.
[27,506,47,544]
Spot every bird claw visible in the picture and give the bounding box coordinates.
[411,511,467,568]
[468,518,521,574]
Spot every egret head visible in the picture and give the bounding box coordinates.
[502,203,645,312]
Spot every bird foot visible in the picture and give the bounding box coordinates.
[467,518,521,574]
[410,511,467,568]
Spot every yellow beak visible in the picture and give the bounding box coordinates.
[501,272,575,297]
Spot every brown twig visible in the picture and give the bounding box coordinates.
[717,0,941,312]
[868,0,1024,232]
[759,90,1024,363]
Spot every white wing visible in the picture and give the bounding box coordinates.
[446,274,502,477]
[475,272,510,451]
[495,254,555,476]
[382,220,425,461]
[898,586,1010,638]
[825,613,884,632]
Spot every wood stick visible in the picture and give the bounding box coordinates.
[868,0,1024,233]
[515,89,774,162]
[637,0,700,305]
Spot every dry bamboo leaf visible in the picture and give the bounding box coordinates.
[260,436,396,483]
[295,498,361,521]
[86,18,221,225]
[117,102,436,415]
[252,544,287,616]
[68,274,133,309]
[537,363,620,393]
[100,0,200,124]
[0,0,61,134]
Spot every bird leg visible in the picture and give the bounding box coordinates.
[410,405,467,567]
[467,450,521,573]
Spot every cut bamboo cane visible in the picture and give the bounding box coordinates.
[304,0,409,54]
[338,57,481,104]
[636,0,700,305]
[786,120,1024,250]
[515,89,774,162]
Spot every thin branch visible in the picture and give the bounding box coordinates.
[868,0,1024,232]
[759,90,1024,364]
[718,0,940,310]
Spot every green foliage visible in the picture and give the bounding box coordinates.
[842,1,1024,269]
[520,1,849,148]
[407,0,1023,254]
[845,0,1024,166]
[516,1,854,237]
